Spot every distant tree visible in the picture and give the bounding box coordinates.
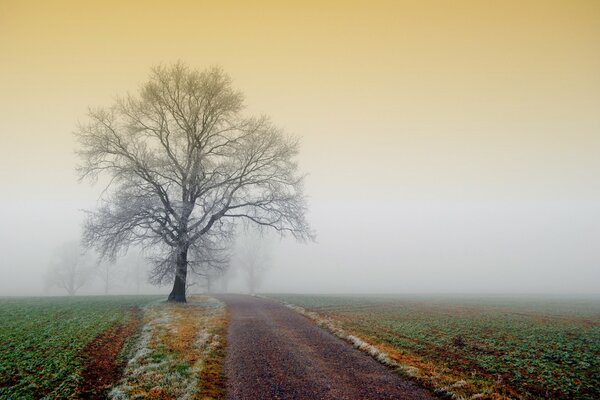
[216,262,236,292]
[76,62,313,302]
[96,259,120,295]
[236,233,271,295]
[45,242,91,296]
[181,240,231,294]
[122,249,148,294]
[205,274,215,293]
[203,265,230,293]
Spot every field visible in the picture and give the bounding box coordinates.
[268,294,600,399]
[3,294,598,399]
[0,295,227,400]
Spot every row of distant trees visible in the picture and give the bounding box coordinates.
[45,231,270,296]
[44,242,148,295]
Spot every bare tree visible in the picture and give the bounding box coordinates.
[45,241,91,296]
[236,232,271,295]
[123,249,148,294]
[184,264,226,294]
[76,62,313,302]
[96,259,120,295]
[203,264,230,293]
[217,261,236,293]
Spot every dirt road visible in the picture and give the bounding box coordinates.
[216,294,435,400]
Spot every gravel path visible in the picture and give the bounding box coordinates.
[215,294,435,400]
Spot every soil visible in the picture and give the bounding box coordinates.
[77,307,142,399]
[216,294,436,400]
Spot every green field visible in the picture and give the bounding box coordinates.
[0,296,160,399]
[3,294,598,399]
[269,294,600,399]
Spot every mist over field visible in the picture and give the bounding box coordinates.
[1,0,600,297]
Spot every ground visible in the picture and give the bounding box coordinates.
[216,294,433,400]
[0,296,158,399]
[109,295,227,399]
[1,294,597,399]
[267,294,600,399]
[0,295,227,400]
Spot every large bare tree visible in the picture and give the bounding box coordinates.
[76,63,313,302]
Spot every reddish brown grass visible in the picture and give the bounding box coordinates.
[76,307,142,399]
[195,310,229,400]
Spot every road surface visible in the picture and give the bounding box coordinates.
[215,294,435,400]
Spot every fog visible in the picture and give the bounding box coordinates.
[1,0,599,297]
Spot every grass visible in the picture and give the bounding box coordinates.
[196,309,229,400]
[0,295,160,399]
[268,294,600,400]
[0,295,228,400]
[109,295,227,400]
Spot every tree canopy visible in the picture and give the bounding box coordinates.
[76,63,313,301]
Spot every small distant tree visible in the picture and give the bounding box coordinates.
[236,232,271,295]
[76,62,313,302]
[46,242,91,296]
[96,259,120,295]
[123,250,148,294]
[184,268,224,294]
[202,265,230,293]
[217,262,236,292]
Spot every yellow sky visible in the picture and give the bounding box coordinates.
[1,0,600,293]
[1,0,599,191]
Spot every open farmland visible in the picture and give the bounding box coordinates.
[0,295,228,399]
[0,296,160,398]
[268,294,600,399]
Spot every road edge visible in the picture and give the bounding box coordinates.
[262,296,464,399]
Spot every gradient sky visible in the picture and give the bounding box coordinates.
[1,0,599,295]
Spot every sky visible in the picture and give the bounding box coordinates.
[1,0,599,295]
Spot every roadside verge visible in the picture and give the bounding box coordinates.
[109,296,228,400]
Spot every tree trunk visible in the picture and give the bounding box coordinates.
[168,246,188,302]
[248,267,255,295]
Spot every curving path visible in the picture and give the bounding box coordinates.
[215,294,435,400]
